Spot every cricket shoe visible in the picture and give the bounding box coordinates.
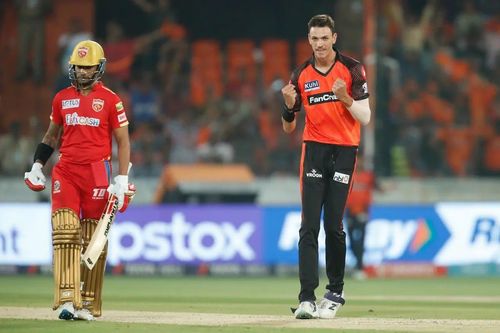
[74,308,95,321]
[57,302,75,320]
[292,301,319,319]
[317,291,345,319]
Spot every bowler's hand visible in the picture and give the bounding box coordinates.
[24,162,46,191]
[281,83,298,109]
[332,79,352,106]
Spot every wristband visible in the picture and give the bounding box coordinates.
[33,143,54,164]
[281,106,296,123]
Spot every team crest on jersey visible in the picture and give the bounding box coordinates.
[78,47,89,58]
[92,99,104,112]
[304,80,320,92]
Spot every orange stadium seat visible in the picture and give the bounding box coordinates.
[192,40,221,59]
[261,39,290,87]
[190,40,224,106]
[295,39,311,66]
[226,39,257,84]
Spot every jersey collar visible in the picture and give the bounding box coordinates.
[309,47,339,76]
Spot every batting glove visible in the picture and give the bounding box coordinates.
[107,175,128,211]
[24,162,46,191]
[120,183,136,212]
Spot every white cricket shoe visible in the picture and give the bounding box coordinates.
[318,291,345,319]
[57,302,75,320]
[294,301,319,319]
[74,308,95,321]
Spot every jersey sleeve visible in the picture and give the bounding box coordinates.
[109,94,129,129]
[350,63,369,101]
[50,95,63,125]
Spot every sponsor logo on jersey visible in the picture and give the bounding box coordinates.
[62,99,80,109]
[304,80,320,92]
[308,92,338,105]
[116,101,124,112]
[362,82,368,94]
[65,112,100,127]
[92,99,104,112]
[78,47,88,58]
[333,171,350,184]
[53,180,61,194]
[306,169,323,178]
[118,112,127,122]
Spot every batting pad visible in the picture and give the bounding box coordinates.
[81,218,107,317]
[51,208,82,310]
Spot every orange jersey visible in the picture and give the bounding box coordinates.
[50,82,129,164]
[346,170,375,214]
[289,49,369,145]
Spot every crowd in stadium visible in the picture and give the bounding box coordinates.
[1,0,498,178]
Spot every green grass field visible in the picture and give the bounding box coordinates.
[1,275,500,332]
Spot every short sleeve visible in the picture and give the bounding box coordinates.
[350,63,369,101]
[288,61,309,112]
[109,94,129,129]
[50,96,63,125]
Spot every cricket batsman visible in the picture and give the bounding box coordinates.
[24,40,135,321]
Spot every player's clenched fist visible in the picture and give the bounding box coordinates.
[24,162,46,191]
[281,83,298,109]
[332,78,349,101]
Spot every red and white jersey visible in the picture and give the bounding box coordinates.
[50,82,129,164]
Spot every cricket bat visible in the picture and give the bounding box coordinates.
[82,163,132,270]
[81,194,119,270]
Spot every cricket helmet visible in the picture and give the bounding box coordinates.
[68,40,106,89]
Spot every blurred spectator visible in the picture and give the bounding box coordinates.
[345,155,381,279]
[131,123,169,176]
[163,108,199,163]
[196,102,234,163]
[129,71,161,125]
[103,21,166,83]
[378,0,499,177]
[0,121,36,176]
[131,0,187,83]
[152,1,189,97]
[14,0,52,83]
[483,13,500,74]
[454,0,484,51]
